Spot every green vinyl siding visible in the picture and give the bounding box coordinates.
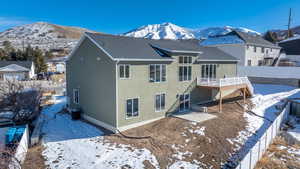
[66,38,117,127]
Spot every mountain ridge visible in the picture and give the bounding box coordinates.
[123,22,261,40]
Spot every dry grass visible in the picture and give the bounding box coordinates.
[106,96,250,169]
[22,144,47,169]
[255,137,300,169]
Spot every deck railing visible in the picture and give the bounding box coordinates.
[197,77,254,94]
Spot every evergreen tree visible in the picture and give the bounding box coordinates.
[24,45,34,61]
[263,31,278,43]
[0,48,8,60]
[33,47,47,73]
[45,51,54,60]
[287,29,294,38]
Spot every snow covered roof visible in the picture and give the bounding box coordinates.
[0,61,33,70]
[201,30,280,49]
[0,64,30,72]
[200,35,244,46]
[82,33,238,62]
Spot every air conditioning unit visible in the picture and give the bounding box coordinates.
[199,106,208,113]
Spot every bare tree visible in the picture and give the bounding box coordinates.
[0,146,21,169]
[0,80,43,123]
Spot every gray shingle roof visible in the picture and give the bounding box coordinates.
[231,31,280,48]
[197,46,239,61]
[0,61,33,70]
[85,33,238,62]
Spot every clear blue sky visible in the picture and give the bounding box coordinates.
[0,0,299,34]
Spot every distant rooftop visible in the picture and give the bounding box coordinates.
[200,30,280,48]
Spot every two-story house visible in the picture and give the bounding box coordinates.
[66,33,253,132]
[201,30,281,66]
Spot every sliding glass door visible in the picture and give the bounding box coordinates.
[201,64,217,79]
[179,94,190,112]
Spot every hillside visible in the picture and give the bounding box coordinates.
[0,22,264,56]
[269,25,300,40]
[123,22,261,40]
[0,22,95,55]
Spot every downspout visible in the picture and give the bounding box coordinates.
[115,60,120,132]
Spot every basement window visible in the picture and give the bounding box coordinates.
[155,93,166,112]
[126,98,139,118]
[73,89,79,104]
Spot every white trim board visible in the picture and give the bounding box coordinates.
[117,116,165,132]
[81,114,118,133]
[82,113,165,133]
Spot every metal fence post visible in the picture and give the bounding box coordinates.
[249,149,252,169]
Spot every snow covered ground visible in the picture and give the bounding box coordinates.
[41,96,160,169]
[41,84,300,169]
[227,84,300,166]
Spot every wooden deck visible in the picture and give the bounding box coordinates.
[196,77,254,112]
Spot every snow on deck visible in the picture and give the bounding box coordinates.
[41,96,159,169]
[227,84,300,166]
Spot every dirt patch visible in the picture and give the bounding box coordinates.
[22,144,46,169]
[106,96,251,169]
[255,137,300,169]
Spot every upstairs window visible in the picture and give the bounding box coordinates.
[179,56,192,81]
[254,46,257,53]
[248,60,252,66]
[179,56,192,64]
[261,47,265,53]
[179,66,192,81]
[149,64,166,82]
[201,64,216,79]
[120,65,130,79]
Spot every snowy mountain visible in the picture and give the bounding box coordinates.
[0,22,95,55]
[268,25,300,41]
[123,23,261,40]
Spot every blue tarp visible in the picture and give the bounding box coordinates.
[5,125,26,145]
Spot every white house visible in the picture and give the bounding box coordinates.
[0,61,35,81]
[200,30,281,66]
[47,57,66,73]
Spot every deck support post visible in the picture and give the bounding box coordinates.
[219,88,222,113]
[243,87,246,104]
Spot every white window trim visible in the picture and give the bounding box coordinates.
[178,93,190,112]
[201,64,217,79]
[125,97,140,119]
[73,88,79,104]
[149,64,167,83]
[155,93,166,112]
[179,65,192,82]
[179,56,193,64]
[119,64,130,79]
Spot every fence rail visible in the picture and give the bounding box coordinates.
[197,77,254,94]
[235,102,290,169]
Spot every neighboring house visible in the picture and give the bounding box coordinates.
[47,57,66,73]
[66,33,253,132]
[279,36,300,66]
[201,30,281,66]
[0,61,35,81]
